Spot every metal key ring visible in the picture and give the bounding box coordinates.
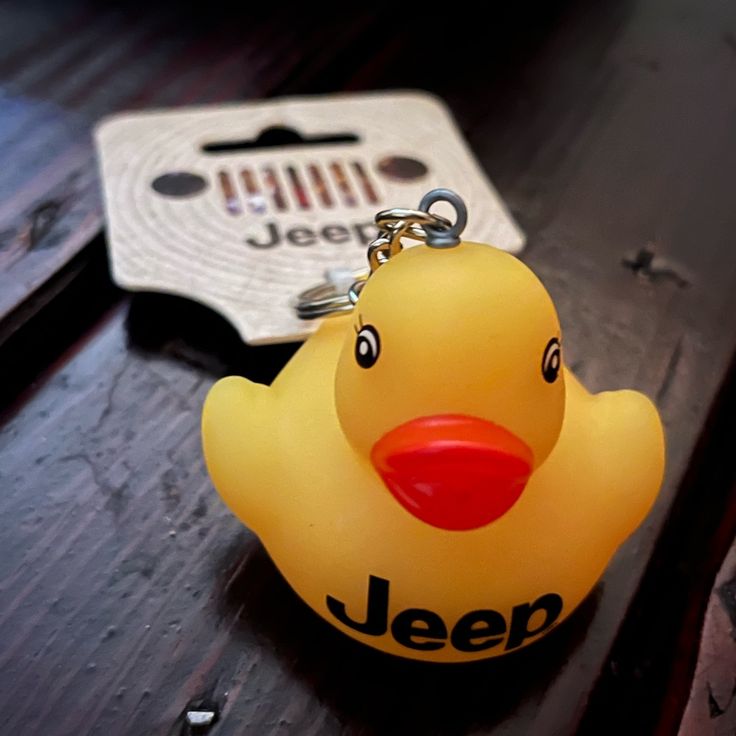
[295,271,368,320]
[375,208,451,232]
[295,189,469,320]
[419,188,467,248]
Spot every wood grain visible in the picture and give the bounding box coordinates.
[2,0,736,734]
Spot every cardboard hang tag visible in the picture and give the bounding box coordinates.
[95,91,524,345]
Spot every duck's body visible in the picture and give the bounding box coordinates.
[203,241,664,662]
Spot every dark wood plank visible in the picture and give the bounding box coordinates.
[2,0,736,734]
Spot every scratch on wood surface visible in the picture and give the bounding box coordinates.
[91,362,127,433]
[706,679,736,719]
[707,682,725,718]
[0,193,74,270]
[59,452,128,514]
[622,245,689,288]
[656,335,683,404]
[717,577,736,639]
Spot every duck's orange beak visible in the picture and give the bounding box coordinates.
[371,415,533,531]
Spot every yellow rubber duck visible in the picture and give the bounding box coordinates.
[202,191,665,663]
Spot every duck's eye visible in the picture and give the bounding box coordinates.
[355,325,381,368]
[542,338,561,383]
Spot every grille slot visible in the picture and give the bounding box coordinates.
[240,168,266,214]
[329,161,356,207]
[262,166,287,211]
[285,165,310,209]
[218,170,241,215]
[351,160,378,204]
[307,164,333,207]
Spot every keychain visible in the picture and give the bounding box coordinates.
[202,189,665,662]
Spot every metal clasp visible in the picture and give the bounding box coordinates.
[295,188,468,320]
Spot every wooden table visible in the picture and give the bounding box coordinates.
[2,1,736,733]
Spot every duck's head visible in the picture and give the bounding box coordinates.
[335,242,565,532]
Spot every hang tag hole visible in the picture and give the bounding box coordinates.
[201,126,359,154]
[377,156,429,181]
[151,171,208,197]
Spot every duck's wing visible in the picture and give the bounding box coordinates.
[201,376,278,533]
[563,368,665,545]
[201,317,351,532]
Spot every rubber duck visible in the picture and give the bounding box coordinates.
[202,192,665,662]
